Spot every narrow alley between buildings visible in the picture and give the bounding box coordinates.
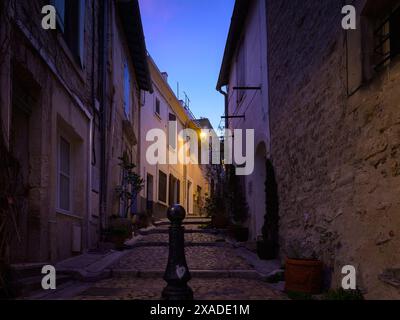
[21,216,286,300]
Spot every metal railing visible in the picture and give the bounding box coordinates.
[374,6,400,70]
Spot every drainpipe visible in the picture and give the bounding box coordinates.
[218,86,229,163]
[217,87,228,132]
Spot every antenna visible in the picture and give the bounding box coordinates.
[177,82,180,99]
[183,91,190,108]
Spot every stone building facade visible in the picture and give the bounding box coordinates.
[267,0,400,298]
[139,56,210,219]
[217,0,271,241]
[0,0,152,263]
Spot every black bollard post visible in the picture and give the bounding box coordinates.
[162,205,193,300]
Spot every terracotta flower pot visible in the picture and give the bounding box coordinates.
[285,258,323,294]
[111,234,127,249]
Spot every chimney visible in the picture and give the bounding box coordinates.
[161,72,168,83]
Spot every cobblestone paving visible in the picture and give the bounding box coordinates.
[113,246,251,271]
[137,232,223,243]
[74,278,287,300]
[45,220,287,300]
[155,223,207,231]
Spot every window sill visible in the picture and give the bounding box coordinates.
[56,209,83,220]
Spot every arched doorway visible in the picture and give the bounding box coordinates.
[254,142,267,237]
[262,158,279,259]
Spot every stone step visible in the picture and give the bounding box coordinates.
[10,262,49,279]
[19,281,92,300]
[12,274,72,298]
[154,219,211,227]
[138,228,219,235]
[131,241,229,248]
[112,269,262,280]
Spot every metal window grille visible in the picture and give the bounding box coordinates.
[374,6,400,70]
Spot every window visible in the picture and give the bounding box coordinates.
[54,0,66,30]
[236,38,246,103]
[168,174,180,205]
[362,0,400,78]
[158,170,167,203]
[155,98,161,116]
[373,6,400,70]
[168,113,177,150]
[123,62,131,118]
[58,136,71,212]
[52,0,85,67]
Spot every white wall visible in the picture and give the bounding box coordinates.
[140,60,209,218]
[226,0,270,239]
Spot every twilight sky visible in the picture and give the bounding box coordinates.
[139,0,235,132]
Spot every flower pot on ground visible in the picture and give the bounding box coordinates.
[133,212,151,229]
[285,258,323,294]
[109,231,129,249]
[106,216,133,249]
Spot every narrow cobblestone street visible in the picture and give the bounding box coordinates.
[27,218,287,300]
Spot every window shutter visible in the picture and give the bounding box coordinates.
[78,0,86,68]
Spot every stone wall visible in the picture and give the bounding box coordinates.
[0,0,101,262]
[267,0,400,298]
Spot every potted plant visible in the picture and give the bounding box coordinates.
[257,159,280,259]
[105,215,133,249]
[115,152,144,219]
[284,242,323,294]
[226,165,249,242]
[107,226,132,249]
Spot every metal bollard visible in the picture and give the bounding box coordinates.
[162,205,194,300]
